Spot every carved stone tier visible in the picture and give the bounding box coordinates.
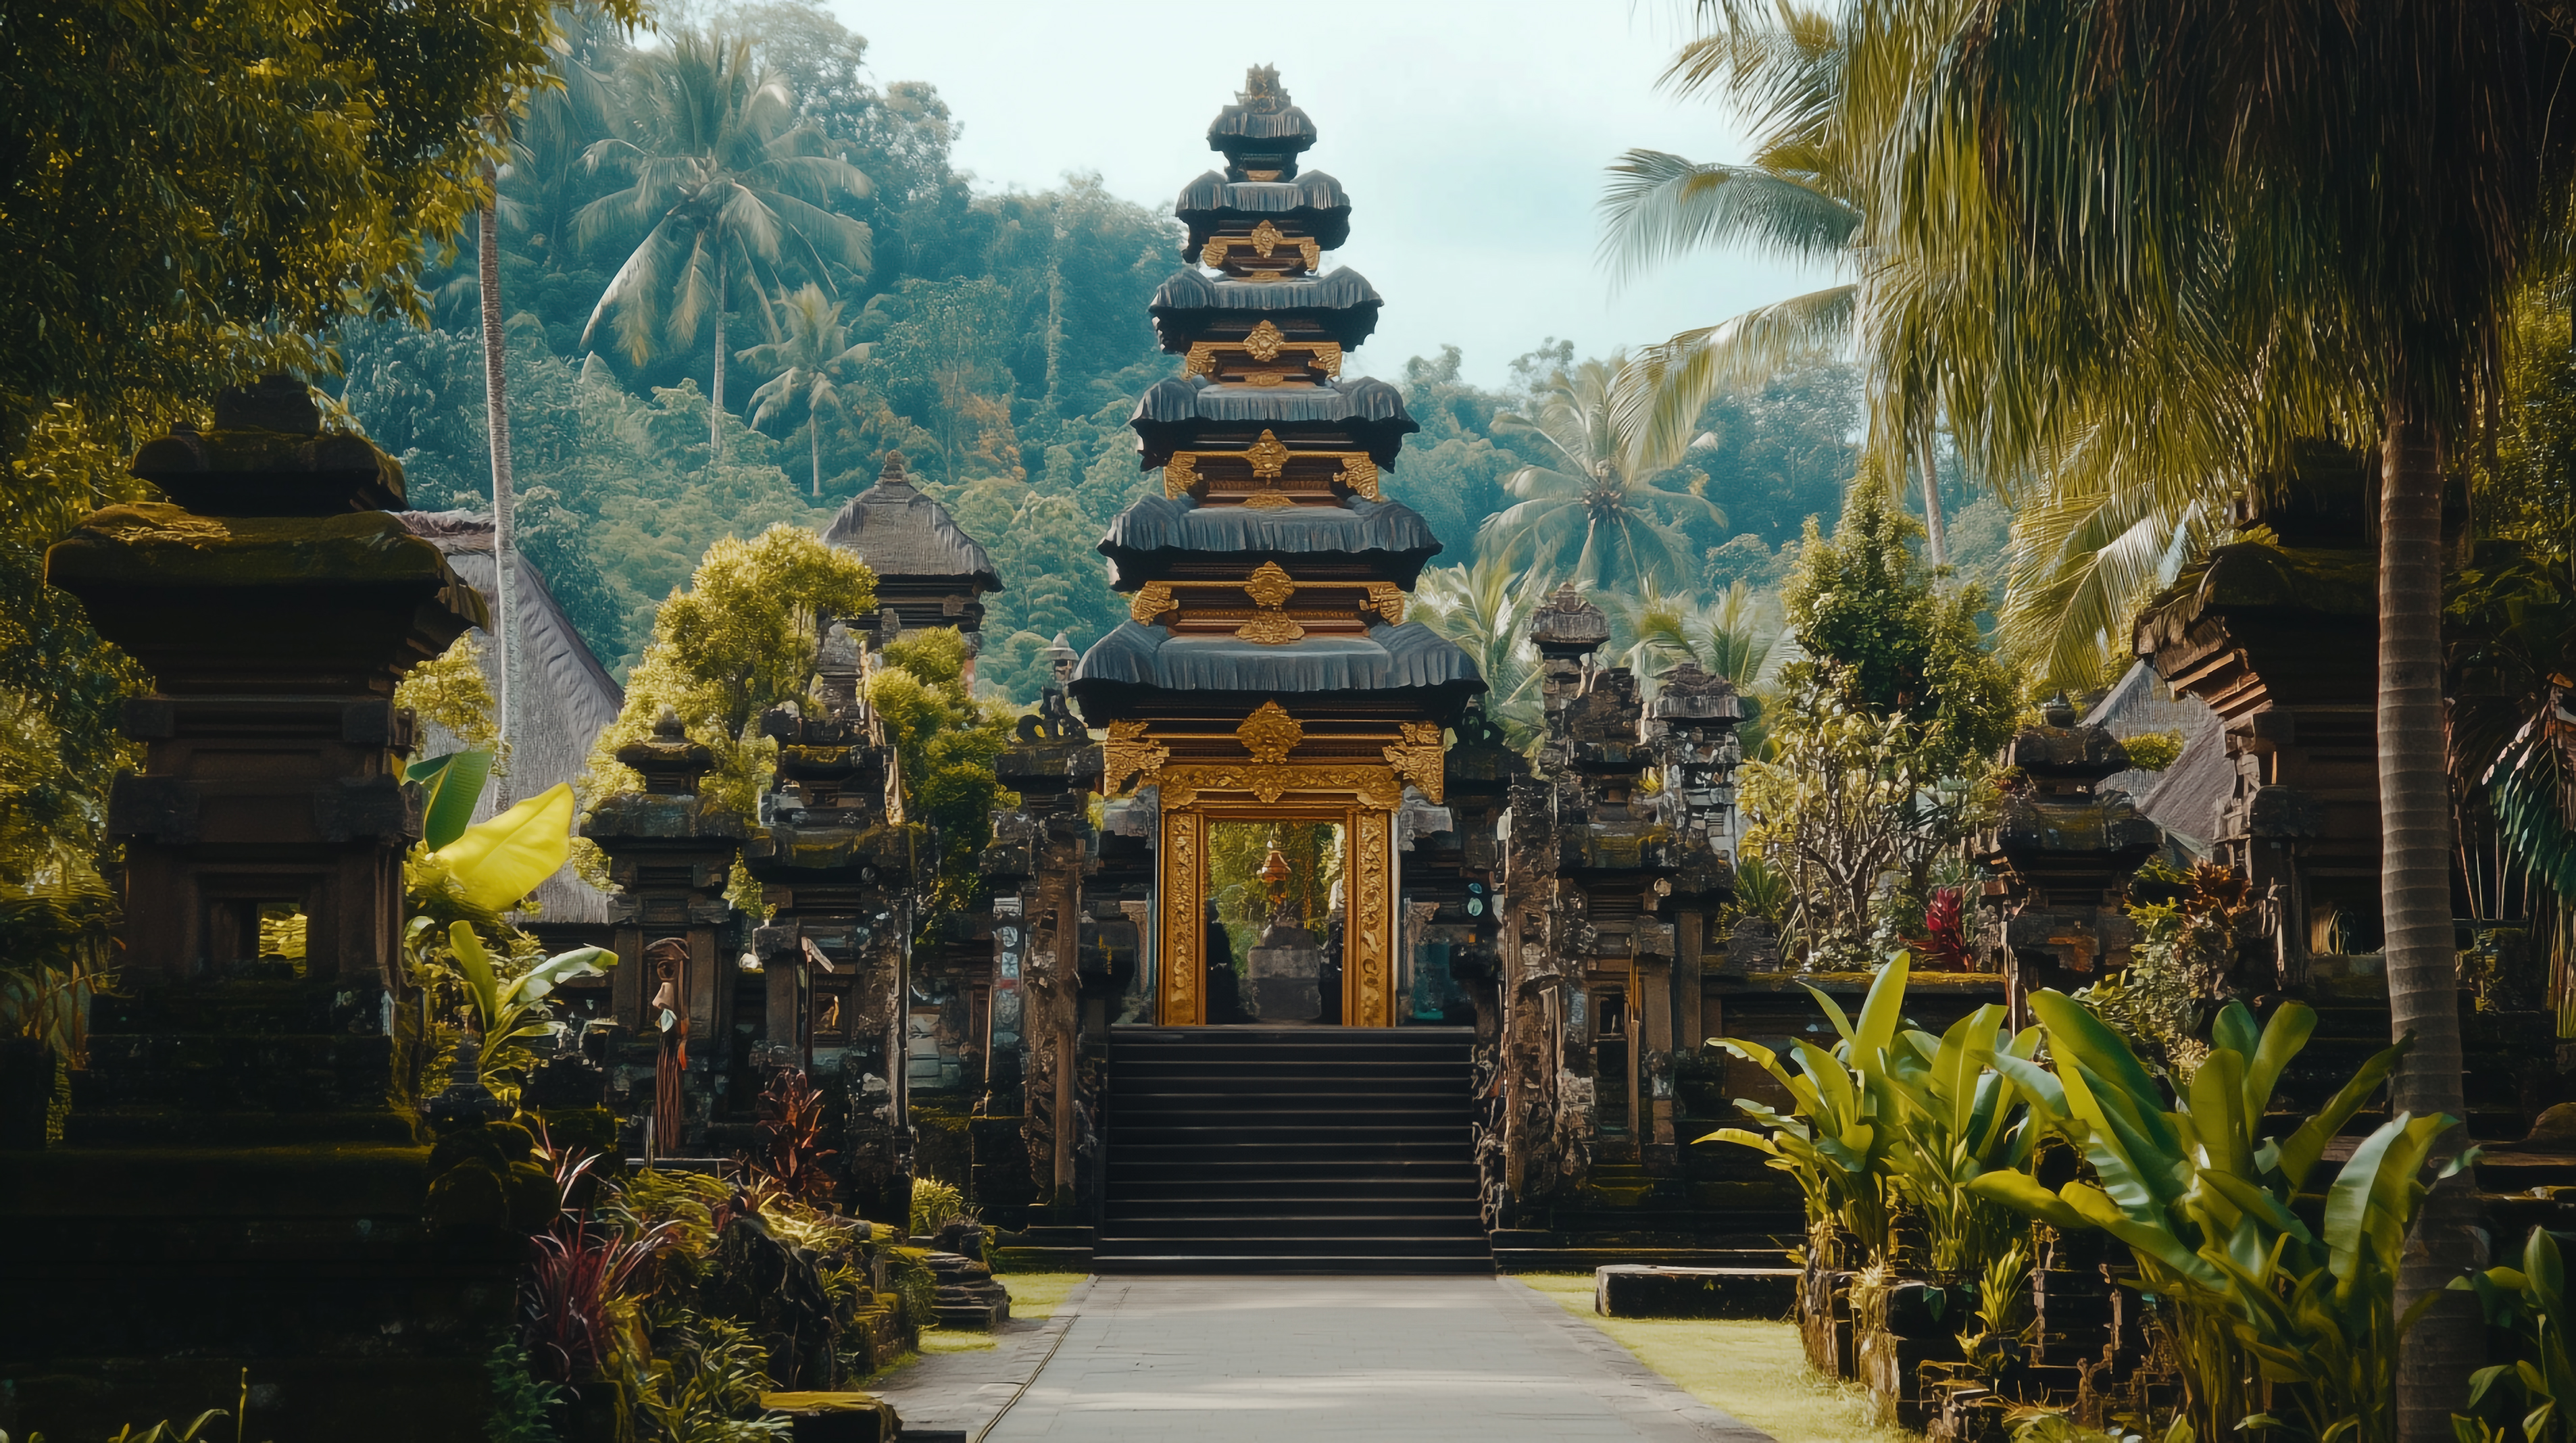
[2131,458,2384,978]
[1974,698,2164,1001]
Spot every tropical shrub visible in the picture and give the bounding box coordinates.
[1968,992,2458,1443]
[2451,1226,2576,1443]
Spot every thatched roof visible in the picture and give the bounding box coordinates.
[2085,661,2228,846]
[1149,268,1384,349]
[1129,376,1417,466]
[397,511,624,925]
[1174,171,1352,251]
[1097,495,1444,588]
[818,451,1002,589]
[1070,620,1485,720]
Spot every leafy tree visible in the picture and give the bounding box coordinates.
[1600,8,1954,562]
[577,29,873,457]
[1414,554,1555,749]
[867,629,1013,924]
[737,284,871,497]
[1478,354,1729,592]
[1781,478,2015,778]
[578,525,876,894]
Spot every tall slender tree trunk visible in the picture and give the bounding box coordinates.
[1917,426,1949,569]
[476,166,515,806]
[2382,403,2479,1443]
[810,413,822,499]
[710,265,726,461]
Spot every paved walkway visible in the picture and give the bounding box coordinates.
[946,1275,1770,1443]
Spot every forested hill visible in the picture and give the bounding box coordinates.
[334,0,1981,705]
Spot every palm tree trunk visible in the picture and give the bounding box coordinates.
[710,265,726,461]
[2381,403,2479,1443]
[476,170,514,806]
[1917,426,1949,569]
[810,414,822,499]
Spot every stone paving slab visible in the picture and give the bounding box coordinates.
[978,1275,1774,1443]
[868,1283,1092,1440]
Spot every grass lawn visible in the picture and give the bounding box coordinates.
[1511,1273,1918,1443]
[915,1271,1089,1355]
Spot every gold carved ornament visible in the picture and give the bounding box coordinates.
[1354,810,1392,1026]
[1381,721,1447,804]
[1243,168,1281,181]
[1235,563,1304,644]
[1100,720,1168,794]
[1181,328,1343,380]
[1149,703,1406,807]
[1245,430,1289,476]
[1249,219,1287,256]
[1160,811,1200,1022]
[1335,455,1383,501]
[1235,699,1304,763]
[1156,765,1406,809]
[1129,582,1177,626]
[1365,582,1407,626]
[1162,454,1198,501]
[1241,429,1295,508]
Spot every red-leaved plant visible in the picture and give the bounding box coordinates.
[521,1126,674,1384]
[747,1067,838,1205]
[1909,886,1976,970]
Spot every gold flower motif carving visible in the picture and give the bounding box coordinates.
[1335,455,1382,500]
[1162,454,1198,499]
[1245,429,1289,478]
[1243,320,1287,361]
[1235,700,1304,763]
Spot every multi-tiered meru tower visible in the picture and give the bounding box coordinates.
[1069,68,1485,1028]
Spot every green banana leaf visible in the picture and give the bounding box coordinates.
[405,749,493,851]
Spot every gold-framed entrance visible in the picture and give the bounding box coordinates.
[1156,799,1393,1026]
[1108,701,1440,1028]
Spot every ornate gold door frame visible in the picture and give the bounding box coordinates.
[1108,701,1442,1029]
[1154,799,1396,1028]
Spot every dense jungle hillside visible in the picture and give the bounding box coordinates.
[328,0,1993,707]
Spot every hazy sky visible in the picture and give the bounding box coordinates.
[828,1,1839,388]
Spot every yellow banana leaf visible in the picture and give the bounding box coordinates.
[430,782,575,911]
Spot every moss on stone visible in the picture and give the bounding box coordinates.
[46,504,456,588]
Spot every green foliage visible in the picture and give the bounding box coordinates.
[485,1336,566,1443]
[2452,1227,2576,1443]
[398,632,503,751]
[627,1315,790,1442]
[580,526,876,896]
[870,629,1014,923]
[447,921,615,1104]
[1967,993,2452,1443]
[0,874,116,1057]
[1704,955,1915,1259]
[909,1176,966,1238]
[2120,730,2185,772]
[1477,353,1729,592]
[1737,668,1998,967]
[1781,476,2016,774]
[412,751,500,853]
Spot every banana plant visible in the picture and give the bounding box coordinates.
[2452,1226,2576,1443]
[1968,989,2457,1443]
[1881,1001,2048,1277]
[1702,953,1912,1262]
[447,920,614,1099]
[407,749,495,851]
[423,782,577,912]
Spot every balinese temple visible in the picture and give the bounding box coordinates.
[822,450,1003,656]
[1068,66,1482,1031]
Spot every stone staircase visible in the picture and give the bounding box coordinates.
[1490,1159,1804,1273]
[1096,1027,1491,1274]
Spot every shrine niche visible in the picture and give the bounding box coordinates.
[1068,67,1484,1028]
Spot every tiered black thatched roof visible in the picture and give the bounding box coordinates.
[1128,375,1417,466]
[1072,620,1483,715]
[1098,495,1445,588]
[1147,268,1384,350]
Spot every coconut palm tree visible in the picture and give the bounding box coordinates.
[1600,5,1954,563]
[737,284,870,498]
[1478,354,1728,595]
[1876,4,2576,1432]
[576,30,872,459]
[1610,579,1779,686]
[1414,551,1554,749]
